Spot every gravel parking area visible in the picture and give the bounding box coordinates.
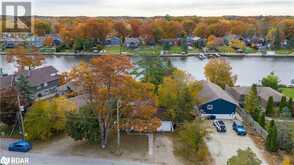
[205,120,268,165]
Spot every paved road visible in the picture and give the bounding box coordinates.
[205,120,268,165]
[0,138,156,165]
[1,150,155,165]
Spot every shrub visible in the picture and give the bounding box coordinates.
[174,120,208,162]
[282,156,292,165]
[96,44,104,52]
[244,47,256,54]
[277,123,294,152]
[217,46,235,53]
[65,105,100,144]
[227,148,261,165]
[24,97,75,141]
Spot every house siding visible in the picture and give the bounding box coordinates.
[199,99,236,115]
[34,79,59,98]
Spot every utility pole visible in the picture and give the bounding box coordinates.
[17,94,25,140]
[116,99,121,150]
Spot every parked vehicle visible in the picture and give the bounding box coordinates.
[232,121,247,136]
[198,53,206,60]
[206,115,216,120]
[213,120,226,132]
[8,140,32,152]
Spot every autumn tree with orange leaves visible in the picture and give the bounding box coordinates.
[44,36,54,47]
[113,22,130,53]
[69,55,160,148]
[128,19,142,38]
[6,46,44,71]
[204,58,237,89]
[33,20,52,36]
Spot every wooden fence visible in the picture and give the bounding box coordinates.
[236,107,268,139]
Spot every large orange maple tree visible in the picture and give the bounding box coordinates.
[6,46,45,71]
[69,55,160,148]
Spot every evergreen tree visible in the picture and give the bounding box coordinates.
[279,96,288,112]
[175,86,194,122]
[253,104,261,122]
[266,120,278,152]
[163,42,171,51]
[245,84,261,121]
[131,57,175,93]
[273,27,281,49]
[265,96,274,117]
[288,36,294,49]
[181,38,188,54]
[258,112,266,129]
[16,74,34,103]
[287,98,293,117]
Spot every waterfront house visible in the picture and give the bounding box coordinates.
[4,40,16,48]
[0,66,59,99]
[49,34,63,46]
[105,36,121,46]
[26,36,44,48]
[197,80,238,119]
[125,38,140,48]
[226,86,283,108]
[223,34,241,45]
[2,33,28,48]
[160,39,178,47]
[186,36,201,46]
[4,37,26,48]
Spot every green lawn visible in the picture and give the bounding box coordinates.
[104,45,200,56]
[281,88,294,99]
[276,49,294,55]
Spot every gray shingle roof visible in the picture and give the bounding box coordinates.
[0,66,58,89]
[0,75,14,89]
[198,80,238,105]
[16,66,58,86]
[230,86,283,102]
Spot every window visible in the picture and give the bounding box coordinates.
[207,104,213,110]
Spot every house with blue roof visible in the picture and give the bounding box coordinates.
[26,36,44,48]
[197,80,238,119]
[105,36,121,46]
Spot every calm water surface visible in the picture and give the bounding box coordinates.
[1,55,294,86]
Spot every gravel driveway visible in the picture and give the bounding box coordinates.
[205,120,268,165]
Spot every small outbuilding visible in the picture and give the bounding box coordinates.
[157,121,174,132]
[197,80,238,119]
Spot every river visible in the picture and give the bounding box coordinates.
[1,55,294,86]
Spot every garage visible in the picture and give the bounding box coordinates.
[197,80,238,119]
